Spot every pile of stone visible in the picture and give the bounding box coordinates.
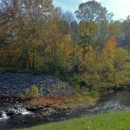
[0,73,75,97]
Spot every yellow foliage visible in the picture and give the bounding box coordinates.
[78,21,97,38]
[103,37,117,53]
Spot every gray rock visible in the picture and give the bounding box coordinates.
[0,73,75,97]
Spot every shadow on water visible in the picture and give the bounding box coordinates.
[1,91,130,130]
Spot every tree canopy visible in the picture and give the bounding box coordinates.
[0,0,130,93]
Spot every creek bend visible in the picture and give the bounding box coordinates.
[0,91,130,130]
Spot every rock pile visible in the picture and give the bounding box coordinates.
[0,73,75,97]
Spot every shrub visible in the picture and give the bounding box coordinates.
[69,73,81,87]
[26,85,39,99]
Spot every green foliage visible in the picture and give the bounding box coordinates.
[25,85,39,99]
[0,67,18,73]
[34,56,49,74]
[75,1,110,22]
[69,73,81,87]
[32,64,49,75]
[89,91,100,99]
[75,92,82,97]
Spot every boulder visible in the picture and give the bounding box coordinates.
[5,108,16,116]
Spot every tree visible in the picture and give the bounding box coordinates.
[96,20,108,48]
[0,0,19,68]
[102,37,130,89]
[69,20,79,56]
[16,0,56,70]
[75,0,114,49]
[78,21,97,59]
[42,11,73,77]
[0,0,56,70]
[75,0,111,23]
[121,16,130,51]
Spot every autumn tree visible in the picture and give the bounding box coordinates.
[102,37,130,90]
[75,0,114,48]
[0,0,56,70]
[78,21,97,59]
[0,0,130,94]
[16,0,56,70]
[42,9,74,77]
[0,0,19,68]
[75,1,113,57]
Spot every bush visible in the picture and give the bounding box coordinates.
[26,85,39,99]
[69,73,81,87]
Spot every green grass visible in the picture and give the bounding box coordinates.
[16,110,130,130]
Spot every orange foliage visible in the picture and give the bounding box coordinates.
[103,37,117,53]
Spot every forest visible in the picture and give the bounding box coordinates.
[0,0,130,93]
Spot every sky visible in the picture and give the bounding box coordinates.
[53,0,130,20]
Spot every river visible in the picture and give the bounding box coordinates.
[0,91,130,130]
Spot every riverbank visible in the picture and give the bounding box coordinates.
[23,95,97,117]
[0,94,97,119]
[16,110,130,130]
[0,73,98,118]
[1,91,130,130]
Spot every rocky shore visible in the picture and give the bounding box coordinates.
[0,72,75,97]
[0,73,96,119]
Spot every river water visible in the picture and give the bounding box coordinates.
[0,91,130,130]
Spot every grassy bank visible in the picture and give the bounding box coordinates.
[16,110,130,130]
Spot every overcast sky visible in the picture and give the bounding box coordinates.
[53,0,130,20]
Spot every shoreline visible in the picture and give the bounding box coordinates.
[0,94,98,118]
